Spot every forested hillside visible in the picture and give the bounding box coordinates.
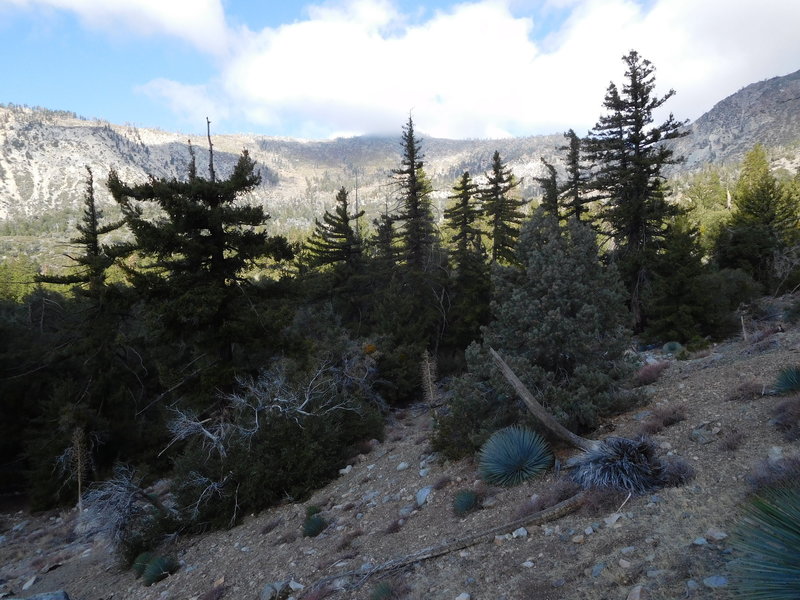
[1,51,800,600]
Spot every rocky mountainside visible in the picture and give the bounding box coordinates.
[1,67,799,232]
[672,68,800,170]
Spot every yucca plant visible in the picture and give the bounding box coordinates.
[478,426,553,487]
[452,490,480,517]
[774,366,800,395]
[662,341,683,354]
[142,555,179,586]
[131,551,154,578]
[571,437,663,494]
[302,513,327,538]
[730,485,800,599]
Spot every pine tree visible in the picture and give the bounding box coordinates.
[585,50,688,330]
[714,145,798,288]
[108,141,293,403]
[559,129,591,221]
[481,151,525,264]
[443,171,490,351]
[37,166,126,296]
[304,187,364,271]
[392,117,436,272]
[533,159,559,217]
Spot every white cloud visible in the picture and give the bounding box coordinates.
[10,0,800,138]
[7,0,232,55]
[137,78,229,128]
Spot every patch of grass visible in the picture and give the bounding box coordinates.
[336,528,363,551]
[660,456,696,487]
[433,476,451,490]
[636,404,687,436]
[633,361,669,387]
[746,456,800,494]
[727,381,765,402]
[774,366,800,395]
[579,487,630,516]
[515,478,580,520]
[384,519,403,534]
[720,429,746,451]
[772,398,800,441]
[260,517,283,535]
[370,578,410,600]
[276,531,298,545]
[199,586,227,600]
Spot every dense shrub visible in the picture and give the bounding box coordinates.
[171,349,384,530]
[434,211,635,455]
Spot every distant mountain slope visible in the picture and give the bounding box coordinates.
[1,68,799,230]
[671,68,800,169]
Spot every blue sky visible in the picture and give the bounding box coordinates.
[1,0,799,139]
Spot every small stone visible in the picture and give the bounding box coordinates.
[240,546,250,552]
[690,424,715,444]
[398,505,414,518]
[626,585,644,600]
[512,527,528,538]
[647,569,666,578]
[23,576,38,590]
[338,465,352,475]
[542,526,554,536]
[551,578,566,588]
[604,513,622,527]
[396,462,409,471]
[703,575,728,589]
[692,537,707,546]
[686,579,700,591]
[571,534,585,544]
[521,561,534,568]
[459,550,470,557]
[705,528,728,541]
[621,546,636,554]
[584,526,594,535]
[455,594,471,600]
[288,581,304,592]
[619,559,632,569]
[419,468,430,477]
[494,535,506,545]
[416,486,433,507]
[768,446,784,462]
[659,441,672,450]
[591,563,605,577]
[481,497,498,508]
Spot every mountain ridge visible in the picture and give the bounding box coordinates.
[1,68,799,231]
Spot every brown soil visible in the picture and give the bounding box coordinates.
[3,315,800,600]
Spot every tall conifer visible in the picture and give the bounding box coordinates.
[481,151,525,264]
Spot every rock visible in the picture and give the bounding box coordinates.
[584,526,594,535]
[768,446,784,462]
[481,497,498,508]
[521,561,534,568]
[398,505,414,518]
[11,520,29,533]
[455,594,471,600]
[621,546,636,554]
[22,576,37,591]
[692,537,707,546]
[260,582,290,600]
[690,423,716,444]
[686,579,700,591]
[416,486,433,507]
[396,462,409,471]
[512,527,528,538]
[619,559,632,569]
[338,465,352,475]
[591,563,605,577]
[419,468,430,477]
[626,585,644,600]
[571,534,585,544]
[703,576,728,588]
[551,578,566,588]
[288,581,304,592]
[705,528,728,542]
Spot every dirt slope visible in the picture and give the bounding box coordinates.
[2,316,799,600]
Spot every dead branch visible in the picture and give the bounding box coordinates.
[489,347,599,452]
[304,491,586,596]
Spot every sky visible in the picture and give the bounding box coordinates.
[1,0,799,140]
